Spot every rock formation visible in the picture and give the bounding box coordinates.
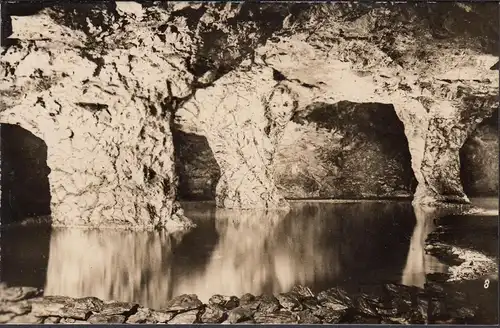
[0,2,498,227]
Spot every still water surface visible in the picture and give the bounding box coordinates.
[0,200,493,309]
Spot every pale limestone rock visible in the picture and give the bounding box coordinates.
[1,7,195,229]
[254,21,498,204]
[1,2,498,225]
[177,67,297,209]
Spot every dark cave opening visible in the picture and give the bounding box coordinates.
[459,109,499,197]
[172,129,221,201]
[275,101,418,199]
[0,124,51,225]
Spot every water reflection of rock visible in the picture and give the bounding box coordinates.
[401,205,448,288]
[44,229,187,308]
[44,201,419,308]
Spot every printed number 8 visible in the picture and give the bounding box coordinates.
[484,279,490,289]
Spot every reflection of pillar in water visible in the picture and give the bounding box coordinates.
[170,209,288,301]
[401,205,448,287]
[44,228,184,308]
[171,204,343,302]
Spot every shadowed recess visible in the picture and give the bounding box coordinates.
[275,101,417,199]
[1,124,51,224]
[172,129,221,201]
[460,108,499,197]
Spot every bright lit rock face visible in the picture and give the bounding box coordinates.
[0,2,498,226]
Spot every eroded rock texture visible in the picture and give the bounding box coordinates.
[0,2,498,226]
[176,75,297,209]
[0,3,197,228]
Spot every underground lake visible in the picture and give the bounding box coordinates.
[1,198,497,320]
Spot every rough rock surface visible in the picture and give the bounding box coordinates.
[0,281,489,324]
[0,2,498,226]
[0,3,196,228]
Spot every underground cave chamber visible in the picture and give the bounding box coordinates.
[1,101,497,224]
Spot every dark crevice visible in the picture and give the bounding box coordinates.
[75,102,109,112]
[286,101,417,198]
[1,124,51,225]
[272,69,287,81]
[143,165,157,183]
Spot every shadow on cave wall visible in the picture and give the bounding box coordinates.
[0,124,52,288]
[171,102,418,200]
[274,101,418,199]
[1,124,51,225]
[172,129,221,201]
[460,108,499,197]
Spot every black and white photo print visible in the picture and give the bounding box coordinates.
[0,1,498,325]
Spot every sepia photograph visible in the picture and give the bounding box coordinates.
[0,0,498,325]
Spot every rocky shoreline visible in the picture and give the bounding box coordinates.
[0,279,485,325]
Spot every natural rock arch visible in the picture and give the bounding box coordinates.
[459,109,499,198]
[274,101,417,199]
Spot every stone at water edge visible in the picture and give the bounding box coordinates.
[0,313,17,323]
[200,304,226,323]
[208,294,239,310]
[125,307,175,324]
[253,311,300,324]
[163,294,203,312]
[238,293,256,307]
[276,292,303,311]
[317,287,355,311]
[168,309,200,324]
[227,306,254,324]
[30,295,104,320]
[0,300,32,315]
[98,300,139,316]
[311,307,345,324]
[257,294,281,313]
[87,314,127,324]
[8,314,44,324]
[290,285,315,298]
[0,285,42,302]
[297,309,323,324]
[43,316,62,323]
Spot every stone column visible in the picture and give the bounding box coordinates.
[0,79,190,230]
[396,98,497,205]
[177,69,296,209]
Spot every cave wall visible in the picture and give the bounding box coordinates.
[173,101,497,201]
[460,109,499,197]
[0,2,498,227]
